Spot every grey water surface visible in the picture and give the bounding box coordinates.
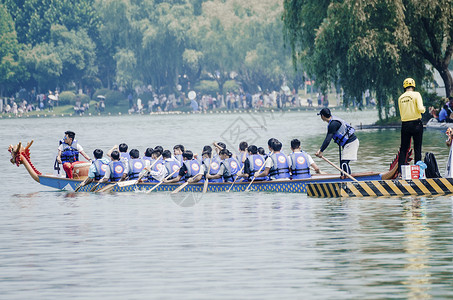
[1,109,452,299]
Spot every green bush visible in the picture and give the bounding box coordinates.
[105,90,125,106]
[58,91,76,105]
[223,80,240,93]
[194,80,219,95]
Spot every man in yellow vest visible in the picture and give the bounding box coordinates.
[398,78,425,172]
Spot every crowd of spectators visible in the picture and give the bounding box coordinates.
[1,85,345,116]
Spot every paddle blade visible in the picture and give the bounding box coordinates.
[171,182,189,194]
[96,183,116,193]
[117,179,138,187]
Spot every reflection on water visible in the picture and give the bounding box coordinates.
[402,198,432,299]
[1,112,453,299]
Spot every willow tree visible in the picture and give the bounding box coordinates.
[283,0,453,120]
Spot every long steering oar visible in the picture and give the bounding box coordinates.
[245,153,272,192]
[146,168,179,194]
[320,156,359,183]
[227,165,244,192]
[118,155,163,188]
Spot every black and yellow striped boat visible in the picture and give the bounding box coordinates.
[307,178,453,198]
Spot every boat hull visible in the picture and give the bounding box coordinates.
[38,172,382,193]
[307,178,453,197]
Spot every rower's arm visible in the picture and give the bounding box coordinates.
[188,174,202,183]
[166,175,182,183]
[255,167,270,177]
[320,121,340,152]
[311,163,321,174]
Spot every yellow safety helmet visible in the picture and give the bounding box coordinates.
[403,78,415,89]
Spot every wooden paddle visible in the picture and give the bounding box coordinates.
[118,155,163,187]
[227,165,244,192]
[320,155,359,182]
[171,181,189,194]
[90,182,102,192]
[245,153,272,192]
[146,168,179,194]
[95,183,116,192]
[203,157,212,193]
[75,178,90,192]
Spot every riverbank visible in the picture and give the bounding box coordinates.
[0,104,378,120]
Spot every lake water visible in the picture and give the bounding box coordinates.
[1,109,453,299]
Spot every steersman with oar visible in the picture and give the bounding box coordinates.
[315,108,359,178]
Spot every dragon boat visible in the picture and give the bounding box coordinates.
[9,140,388,194]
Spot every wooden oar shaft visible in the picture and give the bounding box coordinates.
[246,153,272,191]
[171,181,189,194]
[203,158,212,193]
[146,168,179,193]
[227,165,244,192]
[321,156,359,183]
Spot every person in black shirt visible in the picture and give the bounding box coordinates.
[315,108,359,175]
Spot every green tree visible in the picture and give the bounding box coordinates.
[0,4,27,96]
[21,43,62,92]
[283,0,453,119]
[2,0,99,46]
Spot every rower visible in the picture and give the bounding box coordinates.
[142,147,154,167]
[163,150,181,181]
[173,144,185,164]
[77,149,109,189]
[187,150,212,183]
[236,145,265,181]
[165,150,201,183]
[145,150,173,182]
[315,108,359,176]
[206,149,240,182]
[127,149,145,180]
[237,141,248,169]
[56,130,91,179]
[99,150,127,183]
[207,144,222,182]
[146,148,164,182]
[119,143,130,162]
[288,139,321,179]
[255,140,290,180]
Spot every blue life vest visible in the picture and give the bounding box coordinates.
[289,152,311,179]
[128,158,145,180]
[269,153,291,179]
[221,157,240,182]
[228,157,241,175]
[175,154,183,165]
[109,161,125,181]
[204,157,222,183]
[164,159,181,179]
[248,154,265,179]
[142,156,152,164]
[146,158,165,182]
[93,159,108,180]
[184,159,201,179]
[152,158,165,172]
[330,116,355,147]
[120,152,130,162]
[60,141,79,163]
